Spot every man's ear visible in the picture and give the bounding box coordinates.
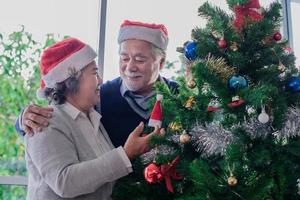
[159,57,165,70]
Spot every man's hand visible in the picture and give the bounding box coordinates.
[22,103,53,135]
[123,122,165,160]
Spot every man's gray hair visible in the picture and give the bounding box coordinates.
[150,43,166,61]
[118,41,166,60]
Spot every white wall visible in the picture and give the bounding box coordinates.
[0,0,99,50]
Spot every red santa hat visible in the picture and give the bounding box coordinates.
[118,20,169,50]
[37,37,97,99]
[148,94,163,128]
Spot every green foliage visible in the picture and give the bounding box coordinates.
[0,26,61,199]
[198,2,231,30]
[0,185,27,200]
[227,0,249,8]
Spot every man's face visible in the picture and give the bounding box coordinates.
[119,39,164,96]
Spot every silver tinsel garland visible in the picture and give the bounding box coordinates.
[140,145,176,164]
[242,118,272,139]
[273,107,300,139]
[190,123,235,157]
[141,107,300,163]
[169,132,185,148]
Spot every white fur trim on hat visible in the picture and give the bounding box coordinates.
[156,94,163,101]
[43,44,97,88]
[118,25,168,50]
[148,119,162,128]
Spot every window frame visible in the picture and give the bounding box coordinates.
[0,176,27,186]
[97,0,107,78]
[281,0,293,48]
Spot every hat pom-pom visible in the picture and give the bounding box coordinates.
[156,94,163,101]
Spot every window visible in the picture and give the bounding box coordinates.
[103,0,277,81]
[0,0,99,48]
[282,0,300,67]
[0,0,100,198]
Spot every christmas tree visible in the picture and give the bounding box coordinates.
[113,0,300,199]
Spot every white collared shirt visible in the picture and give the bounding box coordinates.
[60,102,131,169]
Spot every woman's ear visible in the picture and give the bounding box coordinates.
[65,76,80,94]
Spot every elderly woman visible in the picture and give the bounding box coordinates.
[25,38,158,200]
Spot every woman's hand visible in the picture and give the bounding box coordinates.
[123,122,165,160]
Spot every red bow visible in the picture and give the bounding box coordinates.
[233,0,263,30]
[160,156,182,193]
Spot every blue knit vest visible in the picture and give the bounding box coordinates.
[100,77,177,147]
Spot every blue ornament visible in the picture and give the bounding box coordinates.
[287,76,300,92]
[228,75,248,90]
[184,41,197,61]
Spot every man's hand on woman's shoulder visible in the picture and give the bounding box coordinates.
[22,103,53,135]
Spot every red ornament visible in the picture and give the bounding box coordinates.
[208,106,220,112]
[207,99,221,112]
[218,38,227,48]
[228,99,245,107]
[273,32,282,41]
[228,96,245,108]
[144,156,182,193]
[283,46,292,54]
[144,163,163,184]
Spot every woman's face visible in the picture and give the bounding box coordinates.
[74,61,102,109]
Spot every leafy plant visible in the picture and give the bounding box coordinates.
[0,26,61,199]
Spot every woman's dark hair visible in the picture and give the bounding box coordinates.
[44,71,81,105]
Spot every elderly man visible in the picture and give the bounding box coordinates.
[16,20,177,147]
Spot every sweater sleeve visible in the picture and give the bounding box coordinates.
[25,123,132,198]
[15,110,26,137]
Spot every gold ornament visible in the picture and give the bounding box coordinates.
[184,96,196,110]
[211,30,222,39]
[262,36,272,46]
[205,54,236,82]
[278,62,286,72]
[187,78,196,89]
[179,130,190,144]
[168,122,181,131]
[230,42,238,51]
[227,175,238,186]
